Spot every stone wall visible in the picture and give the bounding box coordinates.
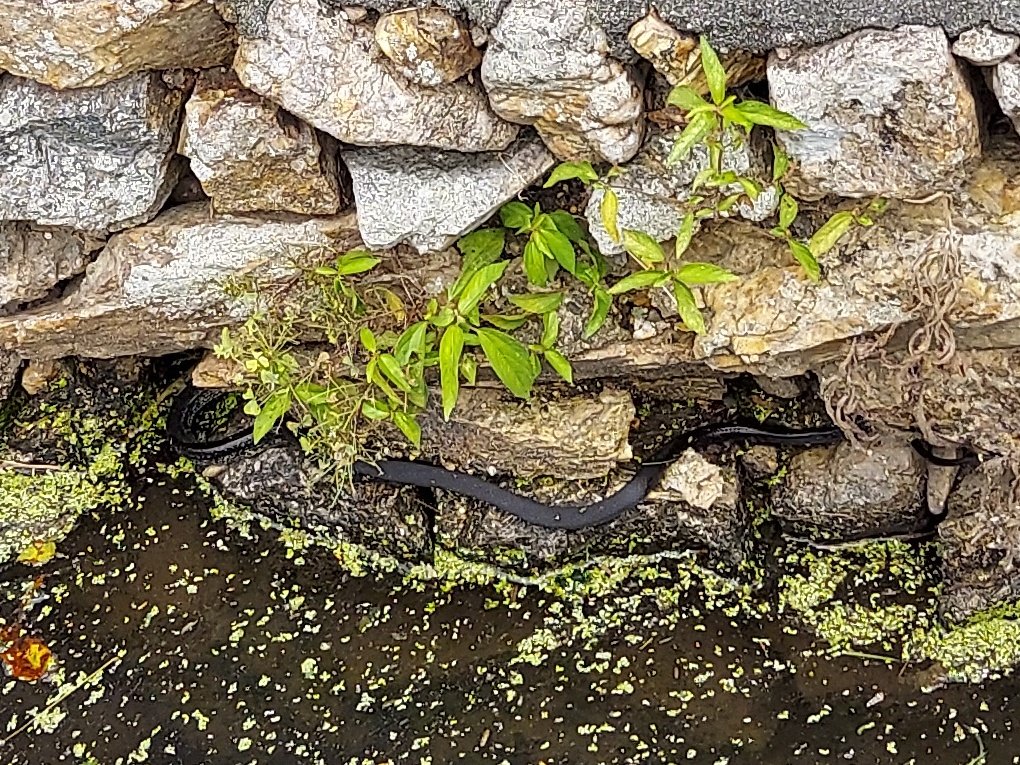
[4,1,1020,619]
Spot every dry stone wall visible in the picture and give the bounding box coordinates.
[4,0,1020,614]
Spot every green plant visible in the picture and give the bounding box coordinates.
[545,36,884,331]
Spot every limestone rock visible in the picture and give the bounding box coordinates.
[0,205,366,360]
[480,0,645,164]
[419,387,634,480]
[773,439,926,541]
[626,10,765,92]
[234,0,517,152]
[1,224,103,310]
[993,57,1020,136]
[344,133,554,253]
[0,0,234,89]
[0,73,186,232]
[584,127,779,255]
[375,7,481,86]
[179,68,344,215]
[207,444,432,562]
[953,25,1019,66]
[19,360,62,396]
[940,458,1020,621]
[0,352,17,402]
[767,26,981,200]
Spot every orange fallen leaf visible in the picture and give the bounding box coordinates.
[1,634,54,682]
[17,540,56,567]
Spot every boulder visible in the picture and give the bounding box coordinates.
[0,72,186,232]
[773,439,927,541]
[993,57,1020,136]
[952,25,1019,66]
[0,205,364,360]
[417,386,634,480]
[480,0,645,164]
[178,68,345,215]
[374,7,482,86]
[583,127,779,255]
[1,224,103,310]
[206,444,432,562]
[343,132,554,253]
[234,0,518,152]
[940,458,1020,620]
[0,0,234,89]
[767,26,981,200]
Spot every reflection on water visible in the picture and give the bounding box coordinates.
[0,475,1015,765]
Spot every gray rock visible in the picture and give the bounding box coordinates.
[480,0,645,164]
[0,352,17,403]
[952,25,1020,65]
[767,26,980,200]
[178,68,345,215]
[1,224,103,310]
[773,439,927,541]
[0,73,186,232]
[0,205,367,360]
[207,444,432,562]
[418,386,634,480]
[0,0,234,89]
[993,57,1020,135]
[374,7,482,86]
[940,458,1020,621]
[434,451,745,571]
[584,127,779,255]
[234,0,518,152]
[344,133,554,253]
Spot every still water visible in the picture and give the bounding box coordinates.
[0,475,1016,765]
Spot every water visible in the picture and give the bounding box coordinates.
[0,475,1016,764]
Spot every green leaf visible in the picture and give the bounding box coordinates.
[457,260,510,314]
[500,201,533,230]
[439,324,464,420]
[482,313,530,330]
[508,291,563,314]
[738,177,760,201]
[454,229,506,300]
[523,237,548,286]
[720,104,754,131]
[544,349,573,384]
[608,269,670,295]
[789,239,820,282]
[808,211,855,258]
[672,280,706,335]
[675,262,738,286]
[336,251,381,276]
[359,326,377,353]
[584,290,612,339]
[699,37,727,105]
[675,212,696,257]
[460,354,477,385]
[378,353,413,393]
[548,210,587,244]
[735,100,808,131]
[430,306,456,327]
[535,229,576,275]
[394,321,428,365]
[778,193,798,231]
[543,161,598,187]
[541,310,560,348]
[361,399,390,420]
[621,229,666,266]
[718,193,743,213]
[476,328,537,399]
[667,111,715,165]
[253,390,290,443]
[313,266,337,276]
[393,411,421,448]
[667,85,710,112]
[600,188,621,243]
[293,381,329,406]
[772,144,790,181]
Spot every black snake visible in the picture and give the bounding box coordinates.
[166,385,966,530]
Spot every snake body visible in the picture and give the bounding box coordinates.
[166,385,960,530]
